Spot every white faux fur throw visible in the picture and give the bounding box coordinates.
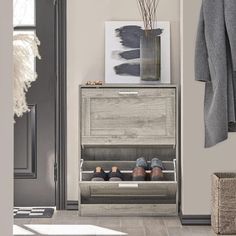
[13,34,41,118]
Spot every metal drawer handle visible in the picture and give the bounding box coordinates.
[80,159,84,168]
[118,183,139,188]
[118,91,139,95]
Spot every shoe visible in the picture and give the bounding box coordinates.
[91,167,107,181]
[108,166,124,181]
[132,167,146,181]
[136,157,148,170]
[132,157,148,181]
[150,158,164,181]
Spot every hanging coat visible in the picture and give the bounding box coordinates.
[195,0,236,148]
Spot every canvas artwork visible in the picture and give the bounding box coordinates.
[105,21,171,84]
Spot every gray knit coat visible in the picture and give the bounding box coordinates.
[195,0,236,147]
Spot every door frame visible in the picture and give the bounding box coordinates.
[55,0,67,210]
[13,0,67,209]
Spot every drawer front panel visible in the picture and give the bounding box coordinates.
[80,204,177,216]
[81,88,176,145]
[79,182,177,199]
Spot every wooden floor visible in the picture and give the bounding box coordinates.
[14,210,221,236]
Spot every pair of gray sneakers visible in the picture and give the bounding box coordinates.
[136,157,164,170]
[132,157,164,181]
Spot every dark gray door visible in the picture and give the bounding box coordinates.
[14,0,56,206]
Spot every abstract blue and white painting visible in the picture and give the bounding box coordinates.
[105,21,170,84]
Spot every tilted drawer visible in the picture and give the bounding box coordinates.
[79,181,177,199]
[79,159,177,201]
[81,88,176,145]
[79,203,177,216]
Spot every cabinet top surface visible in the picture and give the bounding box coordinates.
[80,84,177,89]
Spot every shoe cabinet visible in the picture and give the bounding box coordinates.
[79,85,179,216]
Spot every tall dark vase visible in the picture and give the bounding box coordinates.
[140,30,161,81]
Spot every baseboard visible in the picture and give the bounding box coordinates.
[66,203,211,224]
[66,201,78,210]
[180,211,211,225]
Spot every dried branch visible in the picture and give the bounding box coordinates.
[137,0,160,32]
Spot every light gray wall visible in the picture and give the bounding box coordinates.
[181,0,236,215]
[67,0,236,215]
[0,0,13,235]
[67,0,180,201]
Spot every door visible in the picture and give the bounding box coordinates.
[14,0,56,206]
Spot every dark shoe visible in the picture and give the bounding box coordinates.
[150,167,164,181]
[91,167,107,181]
[132,167,146,181]
[150,158,164,181]
[108,166,124,181]
[136,157,148,170]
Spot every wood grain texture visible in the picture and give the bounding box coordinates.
[15,211,217,236]
[80,204,177,216]
[80,181,177,198]
[81,88,176,145]
[79,86,178,216]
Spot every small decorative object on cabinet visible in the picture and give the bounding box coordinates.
[140,30,161,81]
[137,0,161,81]
[79,84,179,216]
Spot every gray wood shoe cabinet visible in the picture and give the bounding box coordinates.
[79,85,179,216]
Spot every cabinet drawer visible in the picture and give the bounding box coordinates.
[79,159,177,201]
[81,161,176,182]
[79,181,177,199]
[81,88,175,98]
[80,204,177,216]
[81,88,176,145]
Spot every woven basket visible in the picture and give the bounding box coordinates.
[211,173,236,235]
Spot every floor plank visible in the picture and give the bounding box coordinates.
[13,210,221,236]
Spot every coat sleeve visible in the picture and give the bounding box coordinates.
[224,0,236,71]
[195,2,211,82]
